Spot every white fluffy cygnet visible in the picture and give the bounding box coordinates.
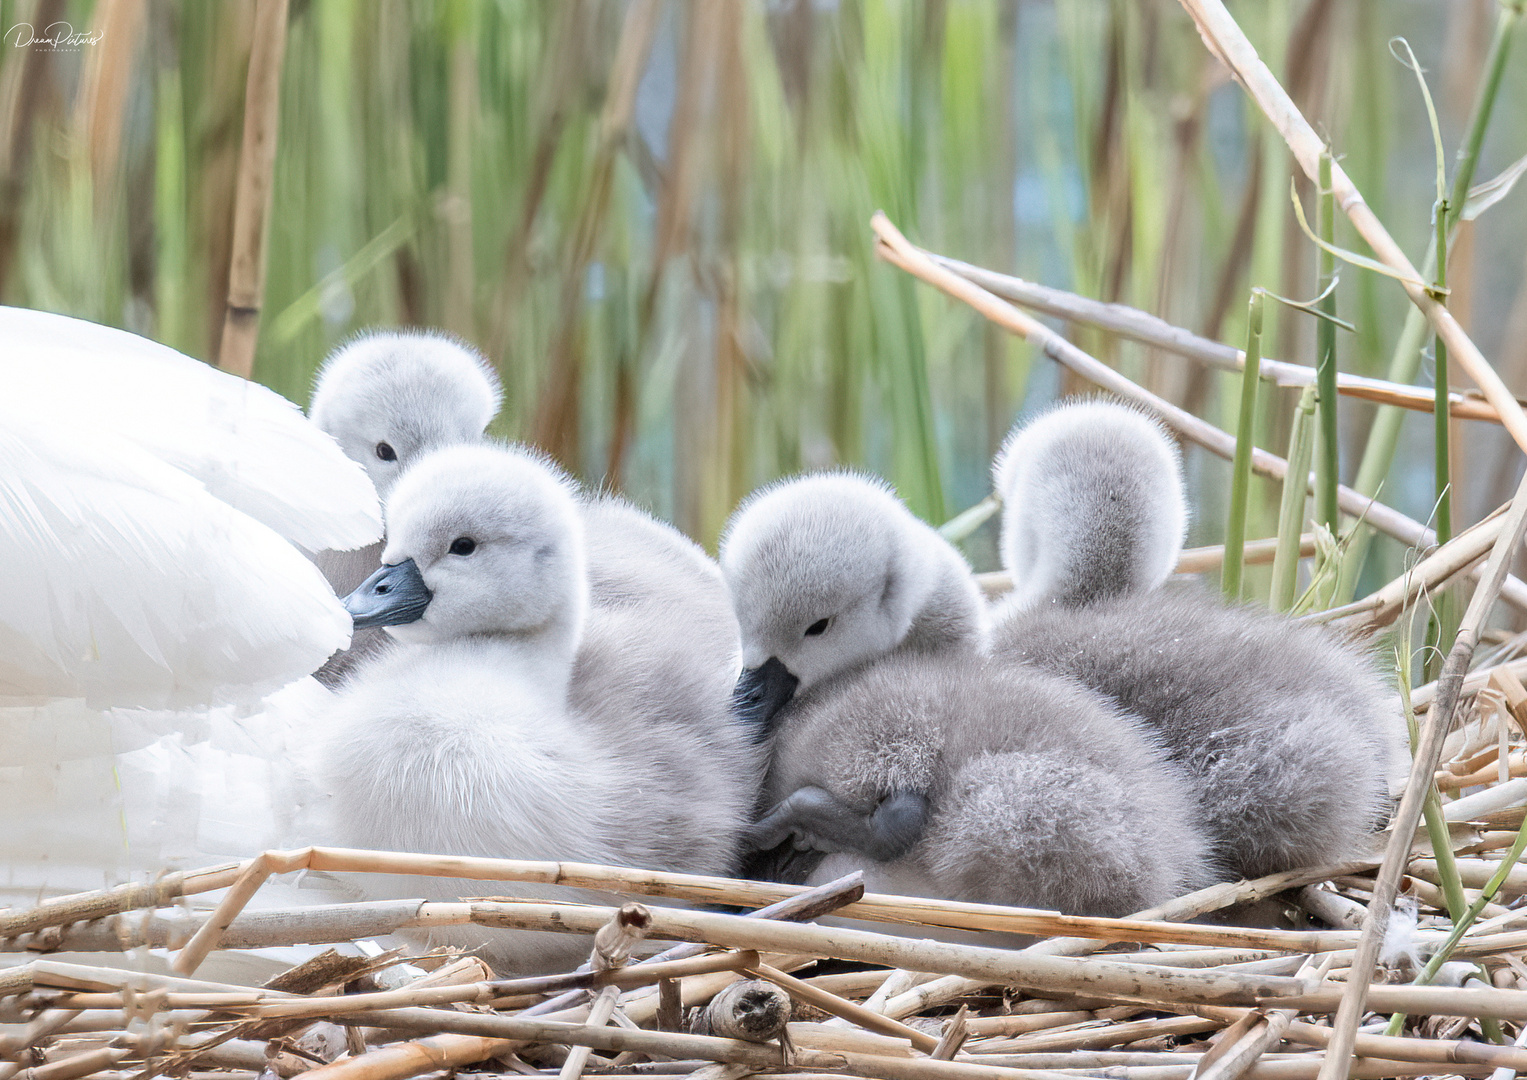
[992,397,1187,613]
[305,331,502,681]
[719,470,1208,915]
[720,472,987,737]
[316,444,755,973]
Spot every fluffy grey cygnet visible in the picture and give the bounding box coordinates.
[317,444,754,973]
[720,473,987,738]
[720,471,1206,912]
[752,653,1212,915]
[992,398,1186,613]
[990,398,1406,879]
[306,331,502,683]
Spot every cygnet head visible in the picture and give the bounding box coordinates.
[720,473,983,731]
[308,331,502,499]
[993,398,1187,610]
[343,444,586,651]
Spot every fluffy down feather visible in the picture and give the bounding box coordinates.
[316,446,757,973]
[993,588,1403,878]
[762,654,1212,916]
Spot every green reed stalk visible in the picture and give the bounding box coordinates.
[1314,152,1339,535]
[1270,385,1315,612]
[1223,290,1264,601]
[1426,193,1460,684]
[1384,632,1503,1041]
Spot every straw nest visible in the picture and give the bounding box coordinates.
[6,665,1527,1080]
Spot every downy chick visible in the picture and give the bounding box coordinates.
[990,398,1405,878]
[720,472,986,739]
[318,445,754,972]
[721,471,1208,910]
[750,651,1212,915]
[306,331,501,682]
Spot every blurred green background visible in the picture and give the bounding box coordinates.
[1,0,1524,586]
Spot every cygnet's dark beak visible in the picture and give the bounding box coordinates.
[345,559,433,629]
[731,657,800,743]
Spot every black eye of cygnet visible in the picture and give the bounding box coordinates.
[449,537,477,556]
[804,617,830,637]
[375,441,397,462]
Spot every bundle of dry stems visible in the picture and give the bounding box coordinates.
[7,2,1527,1080]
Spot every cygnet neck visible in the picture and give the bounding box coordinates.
[898,526,988,656]
[412,602,585,710]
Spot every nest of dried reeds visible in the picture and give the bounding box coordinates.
[8,689,1527,1080]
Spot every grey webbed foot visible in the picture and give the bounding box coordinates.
[744,785,930,864]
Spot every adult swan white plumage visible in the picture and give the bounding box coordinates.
[0,306,381,917]
[1,306,381,705]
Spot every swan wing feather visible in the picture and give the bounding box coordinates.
[0,306,381,551]
[0,409,351,707]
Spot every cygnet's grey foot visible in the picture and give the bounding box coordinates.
[747,785,929,862]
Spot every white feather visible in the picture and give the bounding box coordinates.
[0,306,381,552]
[0,406,351,708]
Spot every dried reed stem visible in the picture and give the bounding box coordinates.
[127,847,1388,964]
[975,536,1317,597]
[1320,470,1527,1078]
[743,963,938,1052]
[925,251,1513,424]
[871,213,1527,615]
[1317,503,1511,628]
[216,0,289,377]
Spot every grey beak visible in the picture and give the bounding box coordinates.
[731,657,800,743]
[345,559,433,629]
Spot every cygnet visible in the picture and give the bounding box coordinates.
[317,444,755,972]
[990,398,1405,878]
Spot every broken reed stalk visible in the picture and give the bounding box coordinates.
[1223,289,1265,600]
[1174,0,1527,458]
[924,250,1512,425]
[0,861,243,940]
[1317,504,1510,629]
[869,212,1527,616]
[1318,468,1527,1080]
[691,979,792,1042]
[557,904,648,1080]
[1313,150,1339,534]
[743,963,938,1052]
[1194,956,1334,1080]
[216,0,289,378]
[1270,386,1316,611]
